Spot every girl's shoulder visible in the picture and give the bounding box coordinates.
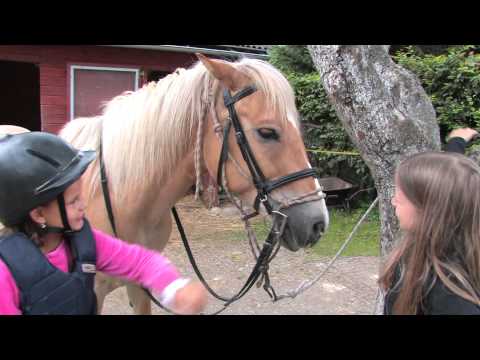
[424,278,480,315]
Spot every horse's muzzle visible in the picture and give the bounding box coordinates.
[275,198,329,252]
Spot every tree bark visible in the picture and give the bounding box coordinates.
[307,45,441,313]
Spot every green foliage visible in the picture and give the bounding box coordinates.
[286,71,375,192]
[394,45,480,139]
[268,45,316,75]
[268,45,480,208]
[390,45,453,56]
[310,207,380,257]
[268,46,375,195]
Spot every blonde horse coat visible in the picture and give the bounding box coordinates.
[60,55,329,314]
[0,126,31,231]
[0,125,30,135]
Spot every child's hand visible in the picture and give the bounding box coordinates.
[447,128,479,142]
[172,281,208,315]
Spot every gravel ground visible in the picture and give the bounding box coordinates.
[100,196,380,315]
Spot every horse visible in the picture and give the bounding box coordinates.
[0,125,30,135]
[0,126,31,231]
[59,54,330,315]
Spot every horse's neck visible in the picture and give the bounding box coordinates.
[158,152,197,208]
[85,150,197,247]
[129,150,197,223]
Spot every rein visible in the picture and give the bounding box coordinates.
[98,83,325,314]
[99,135,285,315]
[99,135,180,314]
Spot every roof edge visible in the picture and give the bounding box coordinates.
[100,45,270,60]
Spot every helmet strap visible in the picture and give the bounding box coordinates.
[34,194,76,235]
[37,223,64,235]
[56,194,74,234]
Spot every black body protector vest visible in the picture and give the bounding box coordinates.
[0,219,97,315]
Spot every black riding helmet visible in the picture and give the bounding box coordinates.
[0,132,96,232]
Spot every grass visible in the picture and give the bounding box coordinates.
[311,207,380,257]
[227,205,380,257]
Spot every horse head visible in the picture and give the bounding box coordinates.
[198,54,329,251]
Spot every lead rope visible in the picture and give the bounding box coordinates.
[209,91,380,306]
[194,86,380,310]
[99,88,277,316]
[206,84,330,302]
[187,85,325,307]
[274,197,379,302]
[103,83,376,314]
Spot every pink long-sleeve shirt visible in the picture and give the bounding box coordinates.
[0,229,180,315]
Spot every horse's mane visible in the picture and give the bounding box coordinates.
[61,57,298,204]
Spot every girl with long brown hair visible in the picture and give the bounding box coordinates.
[379,151,480,314]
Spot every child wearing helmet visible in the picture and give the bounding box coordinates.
[0,132,208,315]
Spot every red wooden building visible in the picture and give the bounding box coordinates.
[0,45,269,134]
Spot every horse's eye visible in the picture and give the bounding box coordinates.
[257,128,279,141]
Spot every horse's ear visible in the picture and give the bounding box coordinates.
[196,53,248,91]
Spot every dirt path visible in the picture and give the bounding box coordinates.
[101,196,380,315]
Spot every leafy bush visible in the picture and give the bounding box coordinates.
[268,45,480,207]
[268,46,376,202]
[268,45,316,75]
[286,72,374,192]
[394,45,480,140]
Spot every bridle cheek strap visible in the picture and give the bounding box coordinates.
[220,85,319,217]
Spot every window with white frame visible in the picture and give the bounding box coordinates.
[70,65,139,120]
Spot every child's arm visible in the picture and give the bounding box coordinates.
[445,128,479,154]
[445,137,467,154]
[0,260,21,315]
[93,229,207,314]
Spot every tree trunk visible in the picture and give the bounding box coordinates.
[307,45,441,313]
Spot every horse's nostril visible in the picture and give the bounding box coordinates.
[313,221,325,236]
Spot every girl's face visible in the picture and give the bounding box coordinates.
[391,177,418,231]
[39,178,86,231]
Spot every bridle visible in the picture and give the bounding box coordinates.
[98,83,325,315]
[218,85,320,219]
